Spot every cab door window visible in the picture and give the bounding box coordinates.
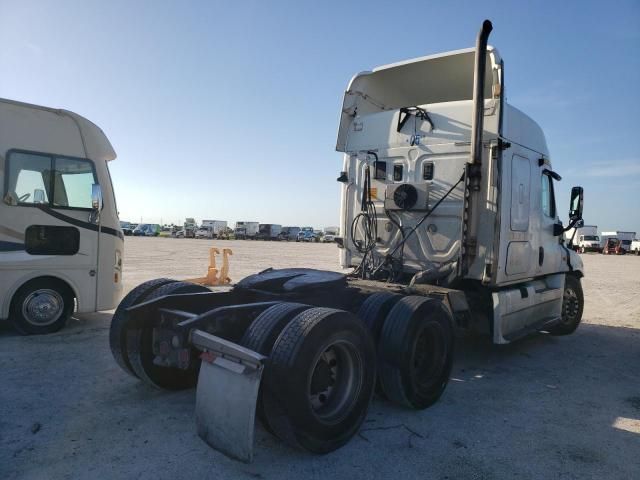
[541,174,556,218]
[53,157,96,209]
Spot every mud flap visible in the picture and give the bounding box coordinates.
[191,330,266,463]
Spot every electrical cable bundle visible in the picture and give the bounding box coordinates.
[350,158,378,279]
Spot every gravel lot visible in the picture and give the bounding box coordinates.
[1,237,639,479]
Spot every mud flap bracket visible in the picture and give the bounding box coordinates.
[191,330,266,463]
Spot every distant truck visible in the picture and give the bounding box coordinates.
[601,231,636,253]
[184,218,197,238]
[257,224,282,241]
[234,221,259,240]
[133,224,160,236]
[630,239,640,255]
[602,238,625,255]
[120,221,134,236]
[323,227,339,243]
[564,225,600,253]
[196,220,227,239]
[297,226,315,242]
[279,226,301,241]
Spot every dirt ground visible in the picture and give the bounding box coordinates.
[1,237,639,480]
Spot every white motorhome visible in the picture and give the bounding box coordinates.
[0,98,123,334]
[564,225,600,253]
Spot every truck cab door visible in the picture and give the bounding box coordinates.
[536,169,562,276]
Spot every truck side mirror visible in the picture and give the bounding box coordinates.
[569,186,583,222]
[553,222,564,237]
[91,184,103,211]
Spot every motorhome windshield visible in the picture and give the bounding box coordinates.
[583,235,598,241]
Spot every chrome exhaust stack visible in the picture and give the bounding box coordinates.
[470,19,493,168]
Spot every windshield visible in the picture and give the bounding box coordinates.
[583,235,599,241]
[621,240,631,245]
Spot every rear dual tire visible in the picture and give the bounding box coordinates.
[127,281,210,390]
[377,296,455,410]
[109,277,175,377]
[240,302,313,433]
[261,307,376,453]
[109,279,209,390]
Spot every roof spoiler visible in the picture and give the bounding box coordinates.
[470,20,493,167]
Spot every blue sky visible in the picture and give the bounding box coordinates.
[1,0,639,232]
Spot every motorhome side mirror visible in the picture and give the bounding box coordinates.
[33,189,45,204]
[569,186,583,221]
[91,184,103,210]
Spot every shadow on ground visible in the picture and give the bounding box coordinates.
[1,314,638,480]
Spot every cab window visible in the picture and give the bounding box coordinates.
[53,157,96,209]
[7,152,51,204]
[541,174,556,217]
[5,150,97,210]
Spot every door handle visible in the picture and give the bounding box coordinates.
[538,247,544,266]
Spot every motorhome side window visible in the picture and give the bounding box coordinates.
[5,151,97,210]
[541,174,555,217]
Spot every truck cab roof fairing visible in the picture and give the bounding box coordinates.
[336,47,501,152]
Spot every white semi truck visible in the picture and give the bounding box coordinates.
[564,225,601,253]
[183,218,197,238]
[0,98,123,334]
[196,220,227,239]
[109,21,585,462]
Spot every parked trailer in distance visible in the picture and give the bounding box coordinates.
[630,239,640,255]
[234,221,259,240]
[257,224,282,241]
[279,226,300,241]
[0,97,123,335]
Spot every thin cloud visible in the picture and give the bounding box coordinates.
[25,42,43,56]
[568,161,640,178]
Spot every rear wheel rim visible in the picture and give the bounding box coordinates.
[22,289,64,326]
[308,340,362,423]
[410,322,447,389]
